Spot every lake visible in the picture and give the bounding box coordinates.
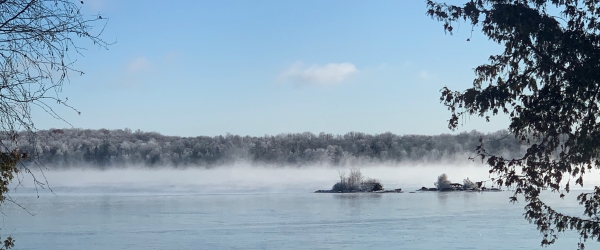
[0,188,585,250]
[1,166,594,250]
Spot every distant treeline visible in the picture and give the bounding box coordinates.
[10,128,525,168]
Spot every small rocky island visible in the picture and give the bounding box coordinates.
[416,173,503,192]
[315,170,502,193]
[315,168,403,193]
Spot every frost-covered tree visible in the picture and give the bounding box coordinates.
[463,178,476,190]
[17,128,527,168]
[0,0,109,248]
[331,168,383,192]
[434,173,452,190]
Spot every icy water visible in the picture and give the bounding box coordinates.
[0,189,586,250]
[0,166,595,250]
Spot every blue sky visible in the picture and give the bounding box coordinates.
[34,0,508,137]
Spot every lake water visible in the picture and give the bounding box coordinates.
[0,189,586,250]
[0,166,594,250]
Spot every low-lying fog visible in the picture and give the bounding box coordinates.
[10,163,600,195]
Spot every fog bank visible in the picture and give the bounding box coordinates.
[10,163,600,195]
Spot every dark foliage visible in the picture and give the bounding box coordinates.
[331,182,350,192]
[371,182,384,192]
[427,0,600,248]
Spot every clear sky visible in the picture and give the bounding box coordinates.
[34,0,509,137]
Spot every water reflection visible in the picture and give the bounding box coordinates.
[437,192,449,208]
[333,193,382,217]
[333,193,382,200]
[100,195,112,213]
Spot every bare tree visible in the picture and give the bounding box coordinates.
[0,1,109,248]
[337,170,346,185]
[347,167,363,191]
[463,177,476,190]
[333,168,364,192]
[0,0,109,135]
[434,173,451,190]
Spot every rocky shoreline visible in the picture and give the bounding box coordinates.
[315,168,504,194]
[314,187,503,193]
[315,188,403,193]
[415,186,502,192]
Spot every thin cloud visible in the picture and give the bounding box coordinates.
[85,0,107,12]
[126,57,151,73]
[279,62,358,86]
[119,57,152,89]
[418,70,436,81]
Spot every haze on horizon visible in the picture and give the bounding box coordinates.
[31,0,507,138]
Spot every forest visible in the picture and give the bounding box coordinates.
[9,128,526,168]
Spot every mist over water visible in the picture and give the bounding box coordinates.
[12,163,600,195]
[3,164,597,250]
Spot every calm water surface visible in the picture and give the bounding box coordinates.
[0,189,586,250]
